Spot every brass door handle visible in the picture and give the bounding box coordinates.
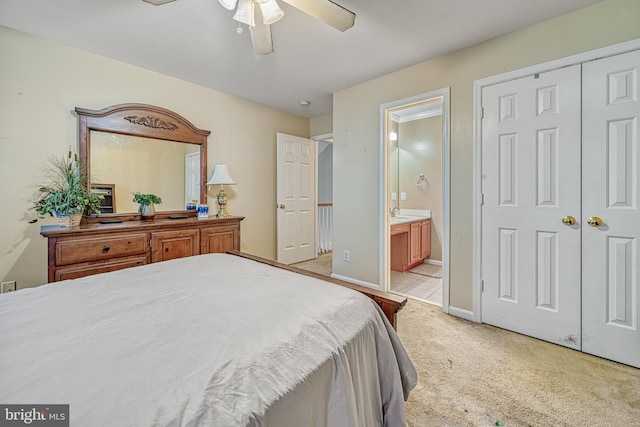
[587,216,603,227]
[278,204,285,210]
[561,216,576,226]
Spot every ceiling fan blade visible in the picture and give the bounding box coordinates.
[281,0,355,32]
[250,10,274,55]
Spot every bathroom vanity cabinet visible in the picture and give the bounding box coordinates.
[391,218,431,272]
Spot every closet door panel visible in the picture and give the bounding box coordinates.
[582,49,640,368]
[481,65,582,349]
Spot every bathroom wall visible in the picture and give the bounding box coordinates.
[398,115,443,261]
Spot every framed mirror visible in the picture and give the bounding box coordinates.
[76,103,210,221]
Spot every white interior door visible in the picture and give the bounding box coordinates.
[481,65,582,349]
[582,50,640,367]
[185,152,200,206]
[276,132,316,264]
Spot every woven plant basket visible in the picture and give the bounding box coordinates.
[56,212,82,228]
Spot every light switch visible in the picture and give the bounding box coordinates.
[391,192,397,201]
[400,192,407,200]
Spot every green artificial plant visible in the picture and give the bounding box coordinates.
[34,149,103,216]
[132,193,162,206]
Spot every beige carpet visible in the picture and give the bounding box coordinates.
[397,300,640,427]
[292,253,333,275]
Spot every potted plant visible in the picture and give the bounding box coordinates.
[133,192,162,220]
[33,149,104,227]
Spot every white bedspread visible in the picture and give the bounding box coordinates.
[0,254,416,426]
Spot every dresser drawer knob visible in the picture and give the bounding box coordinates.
[102,245,110,253]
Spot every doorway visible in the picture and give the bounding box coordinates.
[380,88,451,312]
[276,132,316,264]
[290,133,334,276]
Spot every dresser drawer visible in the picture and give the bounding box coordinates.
[55,233,149,266]
[54,256,148,281]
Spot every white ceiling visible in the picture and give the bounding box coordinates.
[0,0,603,118]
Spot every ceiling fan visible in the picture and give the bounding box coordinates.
[143,0,356,55]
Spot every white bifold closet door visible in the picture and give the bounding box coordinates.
[481,50,640,368]
[582,50,640,368]
[481,65,583,350]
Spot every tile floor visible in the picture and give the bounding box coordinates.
[390,268,442,306]
[292,253,442,307]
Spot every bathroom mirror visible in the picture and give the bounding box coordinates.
[76,103,210,219]
[386,100,443,213]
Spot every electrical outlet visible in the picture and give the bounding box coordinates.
[1,281,16,293]
[343,250,350,262]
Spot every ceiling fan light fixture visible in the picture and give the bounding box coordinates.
[233,0,255,27]
[218,0,238,10]
[211,0,356,55]
[259,0,285,25]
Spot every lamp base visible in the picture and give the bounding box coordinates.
[216,189,229,218]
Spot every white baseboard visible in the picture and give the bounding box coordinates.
[448,306,477,322]
[424,259,442,266]
[331,273,382,291]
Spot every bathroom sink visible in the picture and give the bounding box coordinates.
[391,216,425,225]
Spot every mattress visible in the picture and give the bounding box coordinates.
[0,253,417,426]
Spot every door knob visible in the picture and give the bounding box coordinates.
[278,204,285,210]
[587,216,603,227]
[561,216,576,226]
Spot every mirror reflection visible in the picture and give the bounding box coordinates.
[388,100,443,215]
[90,131,201,213]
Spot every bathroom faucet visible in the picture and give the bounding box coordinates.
[391,207,400,217]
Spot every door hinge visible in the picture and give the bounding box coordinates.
[481,106,485,119]
[480,193,485,205]
[481,280,484,292]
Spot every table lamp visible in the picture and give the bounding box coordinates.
[206,164,236,218]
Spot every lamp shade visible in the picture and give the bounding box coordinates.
[207,164,236,185]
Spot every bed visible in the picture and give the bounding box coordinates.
[0,252,417,426]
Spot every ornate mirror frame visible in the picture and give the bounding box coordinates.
[76,103,210,221]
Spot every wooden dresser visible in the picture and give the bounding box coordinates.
[40,216,243,282]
